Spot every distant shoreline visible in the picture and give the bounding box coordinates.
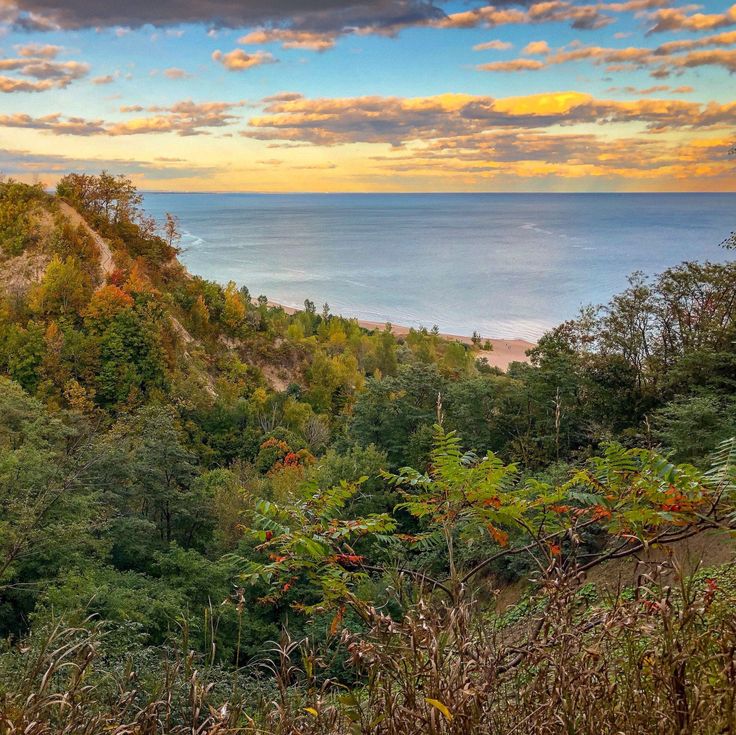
[267,301,535,371]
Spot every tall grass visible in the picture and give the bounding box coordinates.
[2,560,734,734]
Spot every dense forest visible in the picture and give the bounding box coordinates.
[0,173,735,733]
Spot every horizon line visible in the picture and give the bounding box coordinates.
[139,189,736,195]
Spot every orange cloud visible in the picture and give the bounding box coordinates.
[212,49,276,71]
[646,3,736,33]
[0,51,89,92]
[369,131,734,187]
[523,40,551,55]
[479,58,546,71]
[605,83,694,94]
[654,30,736,55]
[0,112,106,133]
[14,43,62,58]
[477,30,736,76]
[245,90,736,147]
[438,1,613,31]
[0,76,55,92]
[473,39,513,51]
[0,100,244,136]
[232,0,671,50]
[163,67,192,79]
[108,100,244,135]
[662,49,736,74]
[239,29,336,51]
[0,147,218,184]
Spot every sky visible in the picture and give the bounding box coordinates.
[0,0,734,192]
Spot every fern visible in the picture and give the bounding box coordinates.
[705,436,736,493]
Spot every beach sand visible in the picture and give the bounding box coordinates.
[268,302,535,371]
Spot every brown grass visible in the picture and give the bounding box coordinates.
[2,560,735,734]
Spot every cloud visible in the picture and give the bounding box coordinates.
[661,49,736,75]
[605,83,693,94]
[1,0,677,51]
[473,39,513,51]
[0,112,106,133]
[0,99,245,136]
[239,29,337,51]
[109,100,245,135]
[477,31,736,76]
[0,147,218,180]
[3,0,447,32]
[290,162,337,169]
[243,90,736,148]
[479,58,545,71]
[367,132,735,185]
[645,3,736,33]
[0,76,55,91]
[163,66,192,79]
[437,2,615,32]
[522,40,550,54]
[217,0,637,52]
[0,49,89,91]
[212,49,276,71]
[91,74,115,84]
[262,91,304,103]
[11,59,88,80]
[14,42,61,57]
[653,30,736,55]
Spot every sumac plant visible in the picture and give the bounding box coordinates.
[240,428,736,608]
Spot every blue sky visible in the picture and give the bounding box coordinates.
[1,0,734,190]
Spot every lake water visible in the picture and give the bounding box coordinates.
[143,193,735,341]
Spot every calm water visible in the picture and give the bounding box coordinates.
[143,193,734,341]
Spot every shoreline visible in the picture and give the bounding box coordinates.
[267,301,535,371]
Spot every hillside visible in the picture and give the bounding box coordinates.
[1,177,530,406]
[1,174,736,734]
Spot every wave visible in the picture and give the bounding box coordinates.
[520,222,554,236]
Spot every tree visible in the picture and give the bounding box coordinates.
[349,364,445,467]
[190,294,210,334]
[653,395,736,464]
[29,256,93,318]
[305,351,362,414]
[164,212,182,252]
[84,285,134,321]
[222,281,247,336]
[0,322,45,393]
[373,326,398,377]
[85,295,168,407]
[0,180,45,257]
[443,374,517,454]
[0,378,96,633]
[57,171,142,226]
[105,405,197,547]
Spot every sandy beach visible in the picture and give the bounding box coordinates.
[268,302,535,371]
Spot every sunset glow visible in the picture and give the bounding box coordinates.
[0,0,734,191]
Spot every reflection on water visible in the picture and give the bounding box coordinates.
[143,193,733,341]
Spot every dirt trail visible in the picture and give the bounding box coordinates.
[59,202,116,279]
[57,203,202,361]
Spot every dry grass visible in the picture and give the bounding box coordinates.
[2,560,735,734]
